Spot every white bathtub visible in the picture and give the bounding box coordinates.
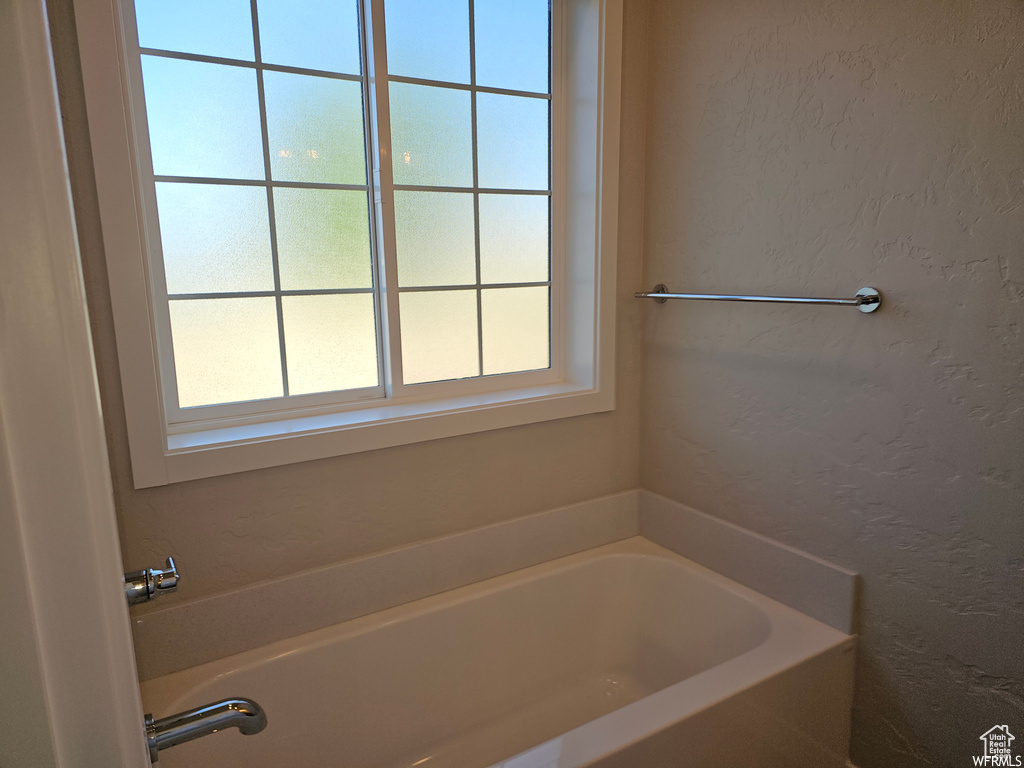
[141,538,855,768]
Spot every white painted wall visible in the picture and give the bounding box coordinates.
[636,1,1023,766]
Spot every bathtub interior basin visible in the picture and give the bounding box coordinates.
[141,538,853,768]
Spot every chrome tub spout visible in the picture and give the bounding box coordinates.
[145,698,267,762]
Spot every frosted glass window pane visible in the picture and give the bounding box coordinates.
[257,0,361,74]
[169,298,282,407]
[390,83,472,187]
[394,192,475,287]
[142,57,264,180]
[156,183,274,294]
[274,189,372,290]
[482,286,549,375]
[135,0,254,61]
[400,291,479,383]
[265,72,367,184]
[477,93,548,190]
[283,295,379,394]
[479,194,548,284]
[384,0,469,83]
[474,0,549,93]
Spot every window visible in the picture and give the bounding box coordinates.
[76,0,622,487]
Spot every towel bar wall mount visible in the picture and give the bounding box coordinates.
[635,285,882,313]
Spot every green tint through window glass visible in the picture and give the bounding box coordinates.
[274,188,372,290]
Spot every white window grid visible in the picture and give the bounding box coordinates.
[122,0,561,428]
[387,0,554,381]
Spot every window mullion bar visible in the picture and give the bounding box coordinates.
[153,175,368,192]
[168,287,375,301]
[249,0,290,398]
[355,0,388,398]
[386,73,550,101]
[138,47,364,84]
[391,183,549,195]
[364,0,405,396]
[549,0,566,382]
[469,0,483,379]
[397,281,550,293]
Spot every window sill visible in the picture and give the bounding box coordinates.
[147,381,613,487]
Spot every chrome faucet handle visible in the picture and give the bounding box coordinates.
[124,557,179,606]
[152,557,179,593]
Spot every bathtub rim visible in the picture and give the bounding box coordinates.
[141,537,853,767]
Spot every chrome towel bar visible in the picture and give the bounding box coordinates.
[635,284,881,313]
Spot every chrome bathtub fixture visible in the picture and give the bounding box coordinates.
[145,698,267,763]
[124,557,179,606]
[635,284,882,313]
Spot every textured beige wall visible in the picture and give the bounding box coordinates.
[637,1,1023,766]
[49,0,1024,763]
[46,0,645,604]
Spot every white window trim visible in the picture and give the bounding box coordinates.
[75,0,623,488]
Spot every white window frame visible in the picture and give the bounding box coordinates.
[75,0,623,488]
